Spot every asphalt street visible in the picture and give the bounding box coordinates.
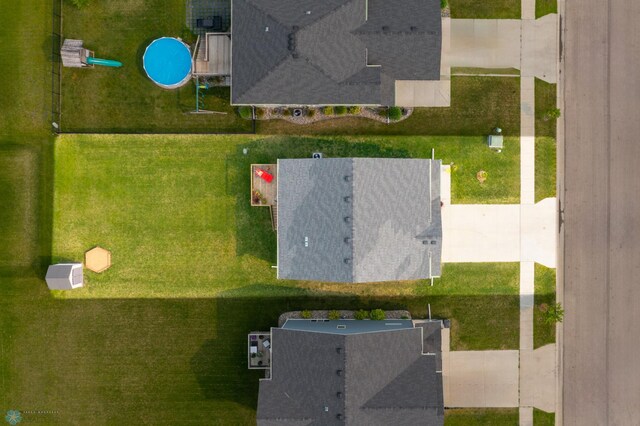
[562,0,640,424]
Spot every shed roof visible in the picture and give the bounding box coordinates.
[45,263,83,290]
[277,158,442,283]
[231,0,442,105]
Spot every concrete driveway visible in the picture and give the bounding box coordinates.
[442,350,520,407]
[441,200,557,267]
[448,15,558,83]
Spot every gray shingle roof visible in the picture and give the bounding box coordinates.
[277,158,442,283]
[231,0,441,105]
[257,326,444,426]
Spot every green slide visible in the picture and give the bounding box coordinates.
[87,57,122,67]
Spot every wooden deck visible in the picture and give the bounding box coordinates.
[251,164,277,230]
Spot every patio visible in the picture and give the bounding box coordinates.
[248,332,272,369]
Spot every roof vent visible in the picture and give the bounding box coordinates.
[265,26,269,32]
[292,52,299,59]
[336,347,343,354]
[343,258,352,264]
[343,175,352,182]
[305,10,311,14]
[292,25,299,31]
[324,406,329,412]
[336,369,343,376]
[344,216,352,223]
[337,391,343,398]
[382,25,389,32]
[431,240,437,245]
[410,26,418,32]
[344,237,352,244]
[336,413,343,420]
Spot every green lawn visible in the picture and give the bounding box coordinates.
[445,408,520,425]
[257,77,521,136]
[536,0,558,18]
[449,0,521,18]
[534,263,557,348]
[536,137,557,201]
[534,408,556,425]
[535,78,558,138]
[60,0,251,133]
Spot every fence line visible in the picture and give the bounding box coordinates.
[51,0,63,134]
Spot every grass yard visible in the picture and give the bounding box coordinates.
[533,408,556,425]
[535,78,558,138]
[451,67,520,76]
[60,0,252,133]
[534,263,557,348]
[257,77,521,136]
[52,134,521,297]
[536,137,557,201]
[536,0,558,18]
[445,408,520,425]
[449,0,521,18]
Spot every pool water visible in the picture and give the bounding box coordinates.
[143,37,192,89]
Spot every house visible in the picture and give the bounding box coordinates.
[231,0,442,106]
[45,263,83,290]
[276,158,442,283]
[256,318,445,425]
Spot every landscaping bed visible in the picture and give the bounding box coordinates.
[257,77,521,136]
[534,263,557,348]
[239,105,411,125]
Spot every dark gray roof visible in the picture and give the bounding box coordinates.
[231,0,441,105]
[277,158,442,283]
[257,326,444,426]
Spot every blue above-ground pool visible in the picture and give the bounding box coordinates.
[143,37,192,89]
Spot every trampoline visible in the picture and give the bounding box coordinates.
[143,37,192,89]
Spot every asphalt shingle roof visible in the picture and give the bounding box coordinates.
[231,0,441,105]
[257,325,444,426]
[277,158,442,283]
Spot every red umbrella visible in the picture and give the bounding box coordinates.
[255,168,273,183]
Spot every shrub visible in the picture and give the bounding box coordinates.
[322,106,333,115]
[328,310,341,320]
[70,0,91,8]
[347,106,361,114]
[282,108,292,117]
[238,106,253,120]
[440,0,448,9]
[543,302,564,324]
[545,107,561,120]
[255,108,265,119]
[334,106,347,115]
[400,315,410,319]
[307,108,316,118]
[354,309,370,320]
[388,106,403,121]
[300,310,312,319]
[370,309,385,320]
[377,108,388,118]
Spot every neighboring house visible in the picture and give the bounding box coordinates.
[256,319,445,425]
[231,0,442,106]
[276,158,442,283]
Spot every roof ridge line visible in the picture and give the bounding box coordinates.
[349,158,356,282]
